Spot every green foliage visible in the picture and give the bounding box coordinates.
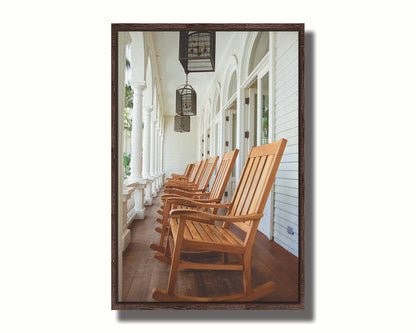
[125,83,133,108]
[123,152,131,178]
[124,108,132,131]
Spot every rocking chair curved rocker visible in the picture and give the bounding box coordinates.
[152,139,287,302]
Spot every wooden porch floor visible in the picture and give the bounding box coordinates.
[122,189,299,302]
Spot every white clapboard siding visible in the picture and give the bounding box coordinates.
[276,200,298,216]
[276,100,298,118]
[274,192,298,207]
[275,185,298,197]
[276,207,299,224]
[278,126,298,139]
[273,31,299,257]
[285,135,298,146]
[281,152,298,163]
[275,177,299,188]
[275,79,298,103]
[278,161,298,171]
[278,118,298,133]
[275,91,298,112]
[273,223,298,256]
[275,215,298,236]
[276,170,298,180]
[280,143,298,155]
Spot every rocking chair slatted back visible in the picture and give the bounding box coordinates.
[169,163,193,181]
[187,160,202,183]
[208,149,239,200]
[193,159,208,186]
[183,163,193,177]
[197,156,219,191]
[228,140,287,232]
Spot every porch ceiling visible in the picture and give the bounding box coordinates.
[151,31,236,116]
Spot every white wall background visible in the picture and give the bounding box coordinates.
[163,115,199,177]
[1,0,416,332]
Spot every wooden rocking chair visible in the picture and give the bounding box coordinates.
[152,139,287,302]
[150,149,239,253]
[165,163,194,182]
[164,159,207,190]
[164,160,202,188]
[164,156,218,193]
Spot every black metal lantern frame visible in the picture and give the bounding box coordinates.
[176,74,197,116]
[179,31,215,73]
[174,114,191,132]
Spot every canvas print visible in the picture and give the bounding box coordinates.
[112,24,304,309]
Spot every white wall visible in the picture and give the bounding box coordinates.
[163,115,199,177]
[273,31,299,256]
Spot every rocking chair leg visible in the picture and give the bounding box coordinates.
[158,200,172,248]
[164,229,172,257]
[159,218,168,248]
[243,253,252,294]
[166,221,185,295]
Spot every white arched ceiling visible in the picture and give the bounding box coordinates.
[240,31,269,83]
[218,53,237,103]
[227,71,237,102]
[152,84,157,108]
[199,110,205,137]
[248,32,269,74]
[205,99,211,124]
[214,89,221,116]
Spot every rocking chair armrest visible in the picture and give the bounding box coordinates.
[165,196,232,209]
[191,197,221,203]
[171,173,186,177]
[161,193,195,200]
[180,187,205,192]
[165,180,186,186]
[165,181,196,188]
[165,185,199,192]
[170,209,263,222]
[164,188,204,194]
[172,175,189,180]
[161,190,208,200]
[166,178,190,183]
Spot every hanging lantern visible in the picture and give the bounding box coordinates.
[174,115,190,132]
[176,73,197,116]
[179,31,215,73]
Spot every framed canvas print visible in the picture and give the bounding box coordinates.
[111,23,304,310]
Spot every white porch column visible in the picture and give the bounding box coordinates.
[160,134,164,184]
[143,106,153,205]
[130,81,145,181]
[156,126,162,189]
[125,81,147,219]
[154,125,160,191]
[150,113,157,196]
